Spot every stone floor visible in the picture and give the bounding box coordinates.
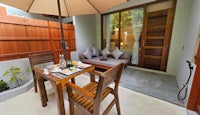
[120,66,185,106]
[0,75,187,115]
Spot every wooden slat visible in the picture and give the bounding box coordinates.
[49,21,69,29]
[144,55,162,59]
[147,9,168,18]
[0,37,50,41]
[69,39,76,50]
[0,7,48,27]
[50,28,61,39]
[145,48,162,56]
[71,82,113,112]
[0,50,51,60]
[64,30,69,40]
[24,18,48,27]
[147,25,166,31]
[0,6,7,19]
[68,24,74,30]
[144,46,163,49]
[28,41,51,51]
[28,51,54,66]
[147,29,165,36]
[26,26,50,39]
[160,9,173,71]
[0,41,29,54]
[146,36,164,39]
[0,23,26,37]
[69,29,75,39]
[66,63,124,114]
[49,21,60,28]
[146,39,164,46]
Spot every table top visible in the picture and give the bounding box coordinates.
[35,64,95,89]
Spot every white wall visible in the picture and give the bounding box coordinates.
[0,58,33,88]
[166,0,190,75]
[0,3,58,21]
[70,14,97,61]
[175,0,200,104]
[95,14,101,49]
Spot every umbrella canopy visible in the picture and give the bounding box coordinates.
[0,0,128,59]
[0,0,127,17]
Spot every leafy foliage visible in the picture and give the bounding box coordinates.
[3,66,30,87]
[0,80,9,92]
[110,8,144,31]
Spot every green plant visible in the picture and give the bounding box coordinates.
[0,80,9,92]
[3,66,31,87]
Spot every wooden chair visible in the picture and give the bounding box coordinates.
[28,51,54,92]
[66,63,125,115]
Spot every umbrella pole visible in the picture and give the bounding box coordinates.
[57,0,67,60]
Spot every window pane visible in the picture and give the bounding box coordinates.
[103,13,119,50]
[120,8,144,54]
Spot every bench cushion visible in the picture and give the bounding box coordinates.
[81,56,129,68]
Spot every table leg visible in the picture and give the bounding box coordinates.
[38,77,47,107]
[71,78,75,84]
[90,73,95,82]
[50,81,66,115]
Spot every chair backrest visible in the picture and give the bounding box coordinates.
[66,63,125,115]
[93,63,124,114]
[28,51,54,69]
[99,62,124,90]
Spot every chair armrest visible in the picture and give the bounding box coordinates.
[66,82,95,100]
[89,71,101,76]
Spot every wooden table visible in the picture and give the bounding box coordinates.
[35,66,95,115]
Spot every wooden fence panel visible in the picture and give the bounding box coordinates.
[0,6,76,61]
[26,26,50,39]
[0,41,29,54]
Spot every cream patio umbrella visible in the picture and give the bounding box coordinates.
[0,0,128,59]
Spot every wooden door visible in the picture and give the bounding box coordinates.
[140,9,173,71]
[187,34,200,114]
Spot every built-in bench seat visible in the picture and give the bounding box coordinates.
[79,52,131,70]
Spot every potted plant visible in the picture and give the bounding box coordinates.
[0,80,9,92]
[3,66,30,87]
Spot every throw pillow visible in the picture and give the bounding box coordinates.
[112,47,123,59]
[102,48,111,57]
[92,47,99,57]
[83,48,93,59]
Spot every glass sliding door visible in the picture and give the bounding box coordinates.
[130,8,144,64]
[102,7,144,65]
[103,13,119,51]
[120,10,134,54]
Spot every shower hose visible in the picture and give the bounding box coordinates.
[177,60,194,100]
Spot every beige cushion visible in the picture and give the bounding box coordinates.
[112,47,123,59]
[102,48,111,56]
[92,47,99,57]
[83,48,93,59]
[81,56,129,68]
